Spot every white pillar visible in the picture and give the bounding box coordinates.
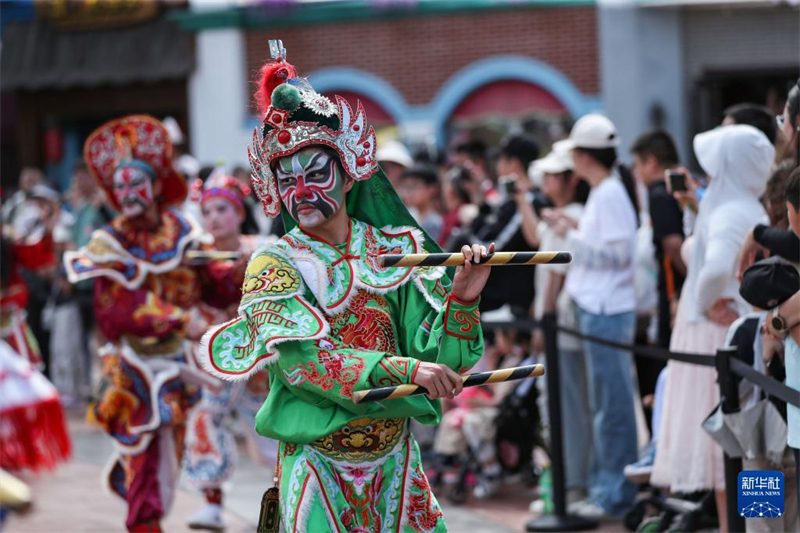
[599,3,687,161]
[188,27,253,169]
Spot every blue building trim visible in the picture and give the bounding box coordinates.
[430,55,601,142]
[243,58,601,146]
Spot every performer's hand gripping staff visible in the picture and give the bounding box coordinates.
[353,364,545,403]
[409,242,495,400]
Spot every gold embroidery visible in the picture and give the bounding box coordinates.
[311,417,405,463]
[241,253,300,305]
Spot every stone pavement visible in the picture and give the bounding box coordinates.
[4,408,629,533]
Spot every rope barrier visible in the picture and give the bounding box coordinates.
[729,356,800,408]
[553,325,716,367]
[489,312,800,532]
[483,318,797,401]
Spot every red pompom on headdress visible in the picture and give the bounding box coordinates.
[255,59,298,116]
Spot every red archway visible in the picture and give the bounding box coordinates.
[451,80,566,120]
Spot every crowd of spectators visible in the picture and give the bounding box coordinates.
[2,80,799,532]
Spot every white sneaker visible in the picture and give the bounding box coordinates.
[529,499,546,514]
[188,503,225,531]
[570,500,615,522]
[567,499,587,513]
[473,478,499,499]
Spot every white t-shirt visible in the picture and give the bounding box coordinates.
[565,176,638,315]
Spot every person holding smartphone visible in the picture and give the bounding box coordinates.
[552,114,641,520]
[631,131,686,350]
[650,124,774,532]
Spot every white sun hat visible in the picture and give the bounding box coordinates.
[376,140,413,168]
[562,114,620,150]
[532,139,574,174]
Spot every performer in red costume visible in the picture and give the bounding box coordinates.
[64,116,242,533]
[0,233,71,472]
[184,172,275,531]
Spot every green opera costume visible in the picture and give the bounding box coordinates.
[200,42,484,533]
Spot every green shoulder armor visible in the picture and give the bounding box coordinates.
[200,248,328,381]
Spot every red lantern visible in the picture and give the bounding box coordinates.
[43,128,64,163]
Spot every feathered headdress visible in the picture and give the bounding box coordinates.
[248,40,378,217]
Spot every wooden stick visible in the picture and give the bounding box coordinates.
[378,251,571,268]
[352,364,545,403]
[184,250,242,263]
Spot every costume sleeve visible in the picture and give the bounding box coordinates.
[93,275,188,343]
[272,336,421,415]
[397,273,484,374]
[13,235,56,270]
[195,258,245,310]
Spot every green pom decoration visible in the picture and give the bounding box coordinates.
[271,84,301,112]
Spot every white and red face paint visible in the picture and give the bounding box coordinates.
[112,165,155,218]
[275,148,346,228]
[202,197,242,243]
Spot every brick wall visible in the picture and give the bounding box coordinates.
[244,5,598,109]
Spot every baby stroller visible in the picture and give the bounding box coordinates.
[623,490,718,532]
[431,361,545,504]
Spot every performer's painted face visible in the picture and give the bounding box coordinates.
[275,148,349,228]
[202,197,243,243]
[112,166,154,218]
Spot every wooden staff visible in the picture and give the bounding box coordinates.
[352,364,545,404]
[184,250,243,263]
[378,251,571,268]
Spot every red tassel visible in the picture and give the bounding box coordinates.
[0,397,72,471]
[255,60,298,115]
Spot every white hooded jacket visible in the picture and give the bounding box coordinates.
[684,124,775,323]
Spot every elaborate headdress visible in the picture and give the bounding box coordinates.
[248,40,378,218]
[84,115,188,212]
[196,170,251,214]
[248,41,444,259]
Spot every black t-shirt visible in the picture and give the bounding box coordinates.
[648,180,685,347]
[459,195,546,315]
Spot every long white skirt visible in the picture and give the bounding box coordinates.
[650,296,728,492]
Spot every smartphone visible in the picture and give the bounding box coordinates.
[668,170,687,193]
[532,193,552,217]
[499,176,517,196]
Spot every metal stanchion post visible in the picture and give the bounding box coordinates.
[526,313,597,532]
[716,347,745,533]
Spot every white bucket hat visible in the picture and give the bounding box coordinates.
[376,140,413,168]
[562,114,619,150]
[532,139,574,174]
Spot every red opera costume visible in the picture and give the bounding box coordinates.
[182,173,275,531]
[0,235,71,472]
[64,116,241,533]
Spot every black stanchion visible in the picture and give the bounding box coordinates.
[716,347,745,533]
[526,313,597,532]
